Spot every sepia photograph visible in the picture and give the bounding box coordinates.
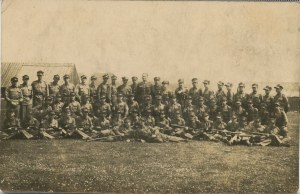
[1,0,299,193]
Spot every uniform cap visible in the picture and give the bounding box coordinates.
[203,112,209,117]
[155,95,162,100]
[238,82,245,87]
[274,102,280,106]
[203,80,210,84]
[178,79,184,83]
[56,93,62,98]
[131,109,138,113]
[263,86,272,91]
[145,95,151,100]
[192,78,198,83]
[217,81,224,86]
[186,96,192,100]
[221,97,227,102]
[162,81,169,85]
[122,77,128,81]
[100,95,106,99]
[53,75,60,79]
[235,100,241,104]
[81,75,87,79]
[252,83,258,88]
[154,77,160,81]
[103,74,110,79]
[11,77,18,82]
[49,111,56,115]
[37,70,44,75]
[232,115,237,119]
[70,92,76,96]
[274,84,283,89]
[247,100,253,104]
[63,74,70,79]
[225,82,232,87]
[170,94,176,99]
[146,108,152,113]
[117,93,123,97]
[91,75,97,80]
[132,76,138,81]
[199,97,204,101]
[175,110,181,114]
[23,75,29,80]
[111,75,117,80]
[142,73,148,77]
[46,96,53,101]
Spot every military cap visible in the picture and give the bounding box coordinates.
[145,95,151,100]
[235,100,241,104]
[254,117,261,122]
[203,80,210,84]
[232,115,237,119]
[159,111,165,115]
[99,109,108,114]
[154,77,160,81]
[210,99,216,103]
[82,95,90,99]
[103,74,109,79]
[252,83,258,88]
[117,93,123,97]
[37,70,44,75]
[53,75,60,79]
[128,93,134,97]
[63,74,70,79]
[175,110,181,114]
[186,96,192,100]
[225,82,232,87]
[142,73,148,77]
[155,95,162,100]
[164,95,170,99]
[132,76,138,81]
[274,84,283,89]
[62,92,69,97]
[192,78,198,83]
[199,97,204,101]
[116,110,122,114]
[64,106,70,111]
[91,75,97,80]
[82,107,89,112]
[146,108,152,113]
[269,117,276,121]
[81,75,87,79]
[216,114,222,119]
[100,95,106,99]
[274,102,280,106]
[23,75,29,80]
[162,81,169,85]
[247,100,253,104]
[263,86,272,91]
[203,112,209,117]
[49,111,56,115]
[46,96,53,101]
[238,82,245,87]
[217,81,224,86]
[111,75,117,80]
[122,77,128,81]
[70,92,76,96]
[178,79,184,83]
[131,109,138,113]
[11,77,18,82]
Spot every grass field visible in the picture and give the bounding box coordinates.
[0,113,299,193]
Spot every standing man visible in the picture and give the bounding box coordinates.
[215,81,226,106]
[136,73,152,104]
[110,75,118,101]
[97,74,111,103]
[151,77,162,99]
[5,77,23,118]
[48,75,61,103]
[59,74,75,105]
[248,83,262,110]
[117,77,132,102]
[89,75,98,109]
[202,80,214,106]
[189,78,202,106]
[225,82,234,107]
[19,75,33,125]
[131,76,138,98]
[31,70,48,107]
[75,75,90,104]
[161,81,172,106]
[175,79,188,108]
[233,82,248,109]
[273,84,289,113]
[262,86,274,113]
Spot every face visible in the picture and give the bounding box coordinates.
[179,82,183,87]
[176,114,180,119]
[204,83,208,88]
[123,79,128,84]
[204,116,209,121]
[192,82,197,87]
[37,74,43,80]
[264,89,270,95]
[65,78,70,84]
[236,103,241,107]
[54,77,59,83]
[71,96,75,101]
[252,86,257,92]
[239,86,244,92]
[162,83,168,89]
[154,80,159,85]
[103,78,108,83]
[171,98,176,103]
[233,117,237,122]
[12,81,18,87]
[91,78,96,83]
[218,85,222,90]
[101,98,105,103]
[142,75,147,82]
[83,111,88,116]
[82,78,87,84]
[124,120,130,127]
[226,86,231,91]
[132,78,137,83]
[276,88,281,94]
[23,78,29,84]
[9,112,15,118]
[56,97,62,102]
[222,101,226,106]
[199,100,204,105]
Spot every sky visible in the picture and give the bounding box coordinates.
[2,0,300,84]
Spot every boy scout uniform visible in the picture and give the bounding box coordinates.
[31,71,48,107]
[5,77,23,118]
[19,75,33,123]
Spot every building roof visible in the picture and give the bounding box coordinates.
[1,63,80,87]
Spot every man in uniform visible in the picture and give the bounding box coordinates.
[114,93,129,119]
[140,95,153,117]
[89,75,98,108]
[31,70,48,107]
[5,77,23,119]
[175,79,188,108]
[189,78,202,106]
[97,74,111,103]
[77,107,95,137]
[166,94,182,120]
[196,96,208,121]
[161,81,172,106]
[248,83,262,109]
[208,99,218,121]
[141,108,156,127]
[245,100,258,123]
[136,73,152,104]
[262,86,274,112]
[151,77,162,99]
[33,96,53,121]
[81,95,94,117]
[127,93,140,116]
[110,75,118,100]
[273,84,289,113]
[48,75,61,103]
[272,102,289,138]
[152,95,166,121]
[217,97,232,123]
[131,76,138,98]
[75,75,90,104]
[259,103,270,125]
[68,92,82,118]
[59,74,75,105]
[225,82,234,107]
[232,100,246,122]
[183,96,196,120]
[117,77,132,102]
[233,82,248,109]
[202,80,214,106]
[215,81,226,106]
[19,75,32,125]
[95,96,111,119]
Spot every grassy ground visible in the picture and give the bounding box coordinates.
[0,113,299,193]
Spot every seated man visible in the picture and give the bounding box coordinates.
[77,107,95,139]
[227,115,240,132]
[129,109,143,129]
[227,116,252,146]
[170,110,186,136]
[41,111,63,138]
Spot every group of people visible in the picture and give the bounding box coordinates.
[2,71,291,146]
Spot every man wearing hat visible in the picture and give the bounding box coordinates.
[114,93,129,119]
[117,77,132,102]
[170,110,186,134]
[175,79,188,108]
[96,95,111,119]
[208,98,218,121]
[31,70,48,107]
[232,100,246,123]
[189,78,202,106]
[215,81,226,106]
[32,96,53,121]
[81,95,94,117]
[245,100,258,123]
[97,73,111,104]
[5,77,23,119]
[217,97,232,123]
[110,75,118,98]
[19,75,33,125]
[68,92,82,118]
[77,107,94,134]
[140,95,153,117]
[225,82,234,107]
[248,83,262,110]
[166,94,182,120]
[161,81,172,106]
[75,75,90,104]
[152,95,166,120]
[271,102,289,137]
[131,76,138,98]
[53,94,64,117]
[202,80,214,106]
[273,84,289,113]
[227,115,240,132]
[233,82,248,109]
[183,95,196,120]
[136,73,152,104]
[151,77,162,100]
[196,96,208,121]
[59,74,75,105]
[262,86,274,112]
[141,108,155,127]
[89,75,98,107]
[48,75,61,103]
[127,93,140,117]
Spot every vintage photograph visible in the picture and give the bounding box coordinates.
[1,0,299,193]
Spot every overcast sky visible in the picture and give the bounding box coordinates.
[2,0,300,84]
